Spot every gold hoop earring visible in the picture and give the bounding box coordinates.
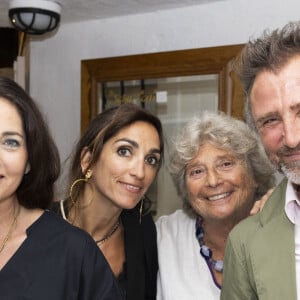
[139,197,144,224]
[69,169,92,206]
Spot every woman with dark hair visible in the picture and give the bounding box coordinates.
[0,77,122,299]
[55,103,164,300]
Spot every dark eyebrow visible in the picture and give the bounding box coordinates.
[255,112,280,128]
[114,138,161,154]
[256,103,300,127]
[290,102,300,111]
[115,138,138,148]
[2,131,24,138]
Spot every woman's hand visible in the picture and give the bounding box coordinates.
[250,188,275,216]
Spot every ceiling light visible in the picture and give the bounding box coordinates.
[8,0,62,35]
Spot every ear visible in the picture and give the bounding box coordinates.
[80,147,92,174]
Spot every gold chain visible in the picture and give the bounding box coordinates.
[0,206,20,254]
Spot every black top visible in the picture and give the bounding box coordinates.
[0,210,123,300]
[53,202,158,300]
[121,206,158,300]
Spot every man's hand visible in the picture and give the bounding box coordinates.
[250,188,275,215]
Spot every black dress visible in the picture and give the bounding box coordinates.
[53,202,158,300]
[0,210,123,300]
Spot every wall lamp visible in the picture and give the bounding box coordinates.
[8,0,62,35]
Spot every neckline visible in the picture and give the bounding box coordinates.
[0,211,47,273]
[59,199,121,245]
[25,210,49,236]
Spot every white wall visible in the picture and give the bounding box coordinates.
[29,0,300,197]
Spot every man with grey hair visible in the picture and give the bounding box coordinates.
[221,21,300,300]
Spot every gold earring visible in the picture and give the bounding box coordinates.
[139,197,144,224]
[69,169,92,205]
[85,169,92,180]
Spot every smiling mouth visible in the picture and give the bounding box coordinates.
[120,182,142,192]
[283,153,300,160]
[207,192,231,201]
[278,147,300,159]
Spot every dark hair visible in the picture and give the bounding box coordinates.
[0,77,60,209]
[67,103,164,206]
[234,21,300,129]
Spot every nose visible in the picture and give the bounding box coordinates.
[206,168,222,187]
[282,118,300,148]
[130,159,145,180]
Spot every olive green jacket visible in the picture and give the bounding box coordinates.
[221,178,297,300]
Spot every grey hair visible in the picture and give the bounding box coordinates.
[234,21,300,130]
[169,111,275,217]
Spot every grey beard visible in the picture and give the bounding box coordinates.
[280,160,300,184]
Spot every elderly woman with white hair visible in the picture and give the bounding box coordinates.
[156,111,275,299]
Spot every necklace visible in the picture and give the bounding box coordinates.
[195,216,223,272]
[59,200,121,245]
[95,219,120,245]
[0,205,20,254]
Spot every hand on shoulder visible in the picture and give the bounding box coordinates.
[249,188,275,216]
